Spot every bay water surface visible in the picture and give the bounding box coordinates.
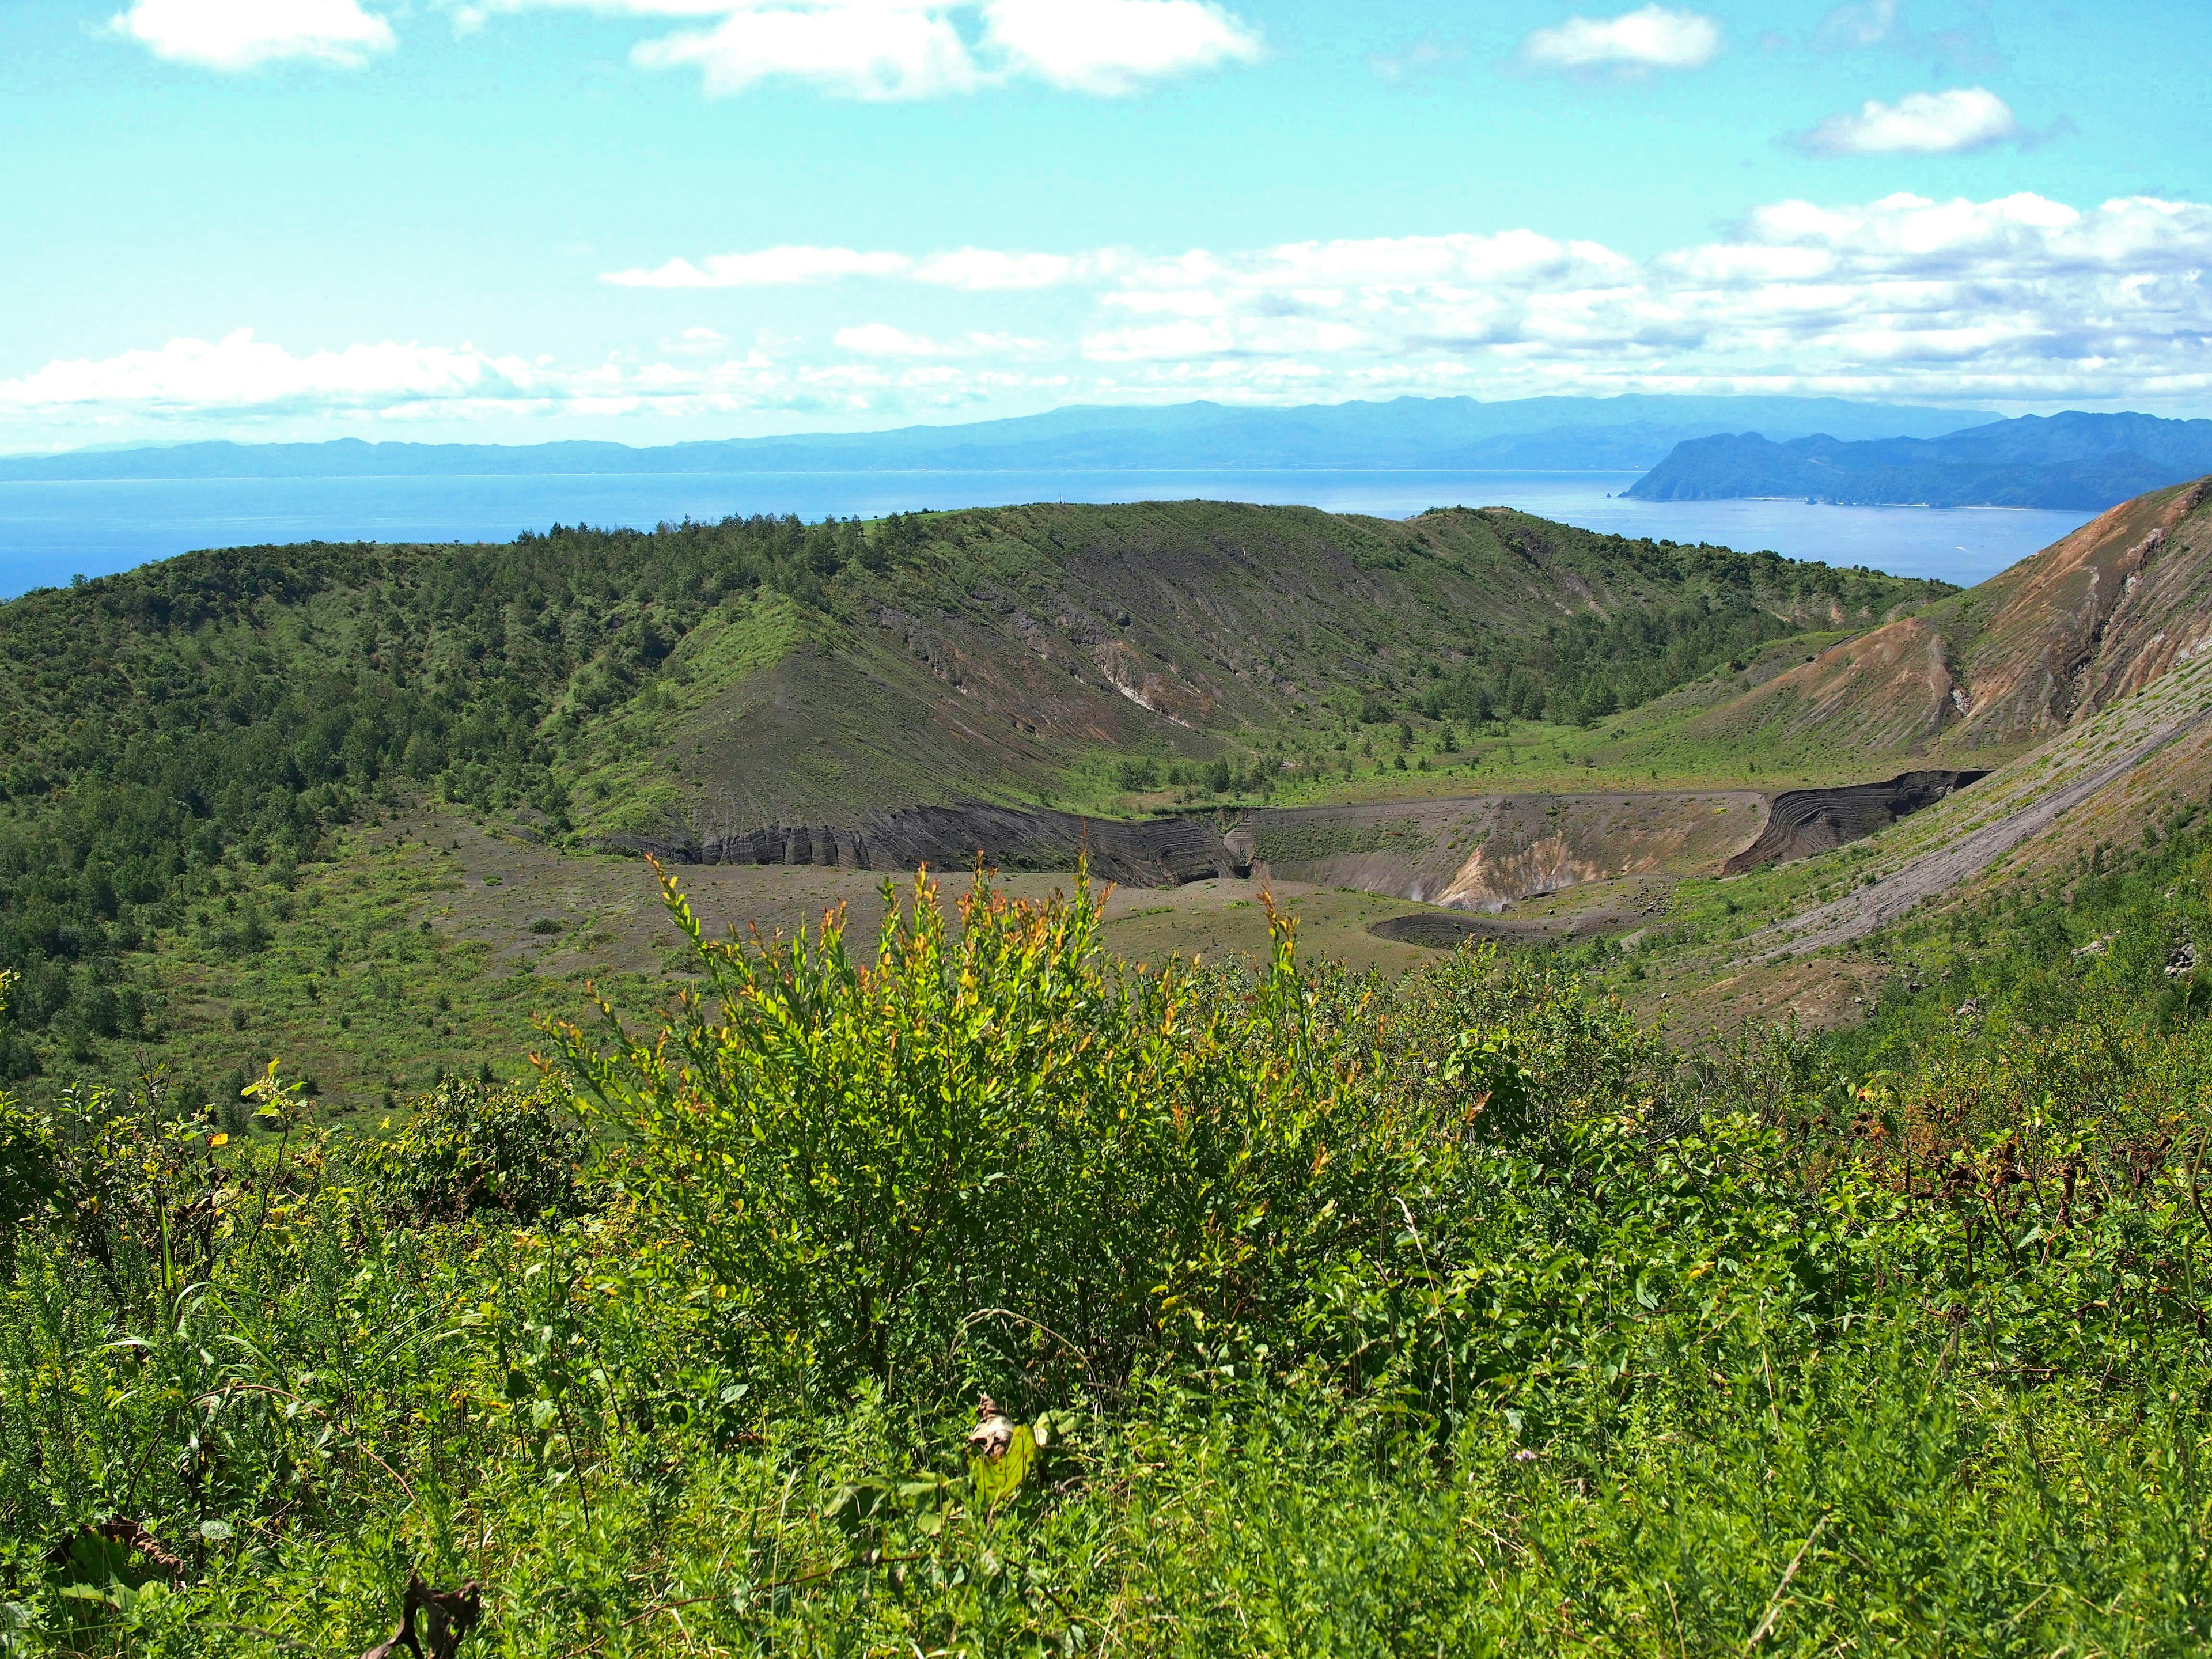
[0,468,2098,599]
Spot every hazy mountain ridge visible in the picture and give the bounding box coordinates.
[0,393,1995,481]
[1630,411,2212,509]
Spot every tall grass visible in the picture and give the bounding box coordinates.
[2,877,2209,1655]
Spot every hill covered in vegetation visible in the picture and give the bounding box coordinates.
[0,502,1941,1088]
[9,490,2212,1650]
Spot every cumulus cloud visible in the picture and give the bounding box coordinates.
[1069,194,2212,403]
[111,0,396,70]
[1797,86,2019,155]
[448,0,1256,99]
[1812,0,1903,50]
[912,249,1081,289]
[1522,5,1721,74]
[978,0,1259,95]
[18,192,2212,437]
[631,4,980,99]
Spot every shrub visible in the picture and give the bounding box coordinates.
[552,868,1440,1408]
[0,1099,55,1270]
[7,873,2212,1650]
[0,974,54,1251]
[361,1073,590,1226]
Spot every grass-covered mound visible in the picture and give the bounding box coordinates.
[1,863,2207,1656]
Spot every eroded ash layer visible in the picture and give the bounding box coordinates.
[610,803,1248,889]
[1230,792,1766,911]
[1721,770,1988,874]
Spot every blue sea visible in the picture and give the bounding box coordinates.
[0,468,2098,600]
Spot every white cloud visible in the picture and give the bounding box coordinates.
[1798,86,2019,156]
[1522,5,1721,73]
[1066,193,2212,402]
[601,243,1089,289]
[631,3,980,100]
[978,0,1259,94]
[913,249,1081,289]
[18,192,2212,439]
[1812,0,1900,50]
[446,0,1256,99]
[112,0,396,69]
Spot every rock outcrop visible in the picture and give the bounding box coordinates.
[1229,790,1766,911]
[611,802,1248,888]
[1721,770,1988,874]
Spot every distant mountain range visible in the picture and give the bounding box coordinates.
[0,393,1994,482]
[1628,412,2212,510]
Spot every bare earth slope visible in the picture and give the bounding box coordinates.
[1660,479,2212,767]
[1577,479,2212,1035]
[1233,791,1762,908]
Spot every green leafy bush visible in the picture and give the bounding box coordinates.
[361,1074,590,1226]
[554,869,1444,1407]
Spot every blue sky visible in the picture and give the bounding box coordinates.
[2,0,2208,450]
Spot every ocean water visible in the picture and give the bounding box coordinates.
[0,468,2099,599]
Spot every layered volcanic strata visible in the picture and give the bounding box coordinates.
[612,802,1249,888]
[1721,770,1988,874]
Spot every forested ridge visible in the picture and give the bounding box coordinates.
[0,514,916,1077]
